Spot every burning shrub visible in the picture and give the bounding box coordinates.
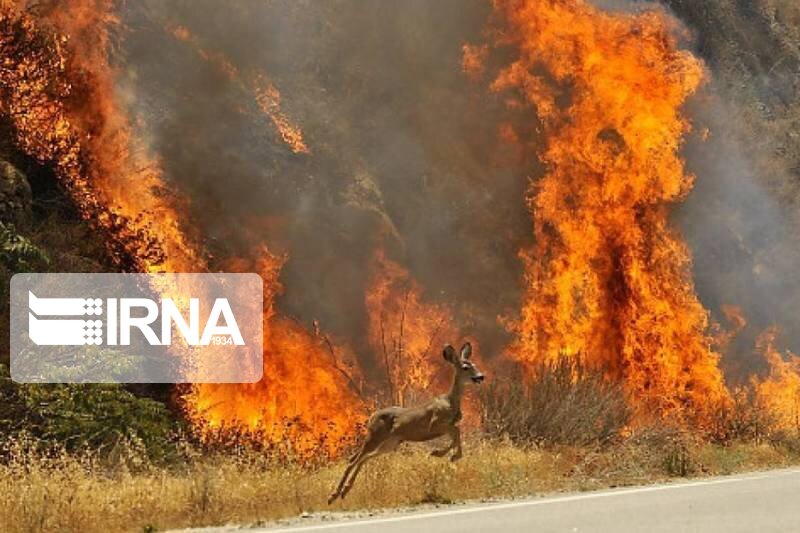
[709,329,800,446]
[480,0,730,425]
[710,386,778,444]
[479,358,630,446]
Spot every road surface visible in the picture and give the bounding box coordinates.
[263,468,800,533]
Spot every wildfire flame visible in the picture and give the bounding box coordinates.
[186,315,366,456]
[6,0,800,453]
[751,328,800,433]
[185,251,366,457]
[168,24,311,155]
[0,1,360,456]
[365,248,459,406]
[0,0,200,273]
[479,0,729,424]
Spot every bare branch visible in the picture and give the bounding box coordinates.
[379,314,395,405]
[420,317,445,361]
[319,332,365,402]
[395,287,410,405]
[296,316,365,402]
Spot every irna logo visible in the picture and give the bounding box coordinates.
[11,273,263,384]
[28,293,244,347]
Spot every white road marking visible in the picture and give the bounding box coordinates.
[265,468,800,532]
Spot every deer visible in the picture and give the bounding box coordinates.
[328,342,484,504]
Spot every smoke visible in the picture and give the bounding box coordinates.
[667,1,800,377]
[116,0,531,365]
[676,89,800,375]
[111,0,800,384]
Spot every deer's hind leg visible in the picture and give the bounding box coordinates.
[328,448,365,504]
[430,425,462,460]
[430,433,453,457]
[329,414,395,503]
[339,436,400,500]
[449,425,463,462]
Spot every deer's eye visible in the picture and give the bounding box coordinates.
[462,364,470,370]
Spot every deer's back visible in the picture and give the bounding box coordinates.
[367,397,454,442]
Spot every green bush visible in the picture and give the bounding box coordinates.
[0,365,178,461]
[0,221,48,271]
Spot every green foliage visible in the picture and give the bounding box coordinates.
[13,345,164,384]
[0,221,48,271]
[0,365,178,460]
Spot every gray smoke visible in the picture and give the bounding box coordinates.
[114,0,800,381]
[676,93,800,378]
[667,0,800,379]
[117,0,531,365]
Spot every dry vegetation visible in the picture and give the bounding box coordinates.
[1,431,798,533]
[2,360,800,532]
[480,359,630,446]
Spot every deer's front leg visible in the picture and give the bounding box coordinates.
[449,425,463,462]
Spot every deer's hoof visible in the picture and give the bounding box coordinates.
[450,453,463,462]
[327,493,338,505]
[430,449,448,457]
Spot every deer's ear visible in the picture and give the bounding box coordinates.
[443,345,456,363]
[460,342,472,360]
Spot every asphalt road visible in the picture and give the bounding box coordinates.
[264,468,800,533]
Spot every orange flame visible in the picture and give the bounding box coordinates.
[365,248,459,406]
[0,1,199,272]
[751,328,800,433]
[1,1,359,456]
[11,0,785,452]
[168,24,310,155]
[185,251,367,457]
[482,0,729,424]
[461,43,488,81]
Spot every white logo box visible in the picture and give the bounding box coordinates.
[11,273,263,383]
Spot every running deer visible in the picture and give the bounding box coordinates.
[328,342,484,503]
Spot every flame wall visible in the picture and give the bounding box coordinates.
[478,0,729,423]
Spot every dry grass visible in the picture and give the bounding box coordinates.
[4,359,799,532]
[480,359,630,446]
[1,432,798,533]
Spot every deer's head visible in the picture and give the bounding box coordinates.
[443,342,484,384]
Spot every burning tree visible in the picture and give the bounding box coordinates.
[366,248,459,407]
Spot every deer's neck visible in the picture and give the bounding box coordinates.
[447,372,464,413]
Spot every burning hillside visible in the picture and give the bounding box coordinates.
[0,0,366,455]
[2,0,800,453]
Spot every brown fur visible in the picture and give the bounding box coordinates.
[328,342,484,503]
